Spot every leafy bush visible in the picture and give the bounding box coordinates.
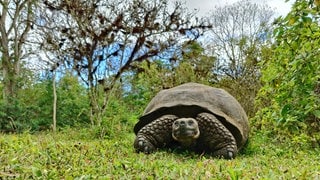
[56,72,90,127]
[255,0,320,142]
[0,72,90,132]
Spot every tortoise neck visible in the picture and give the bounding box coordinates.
[179,140,197,148]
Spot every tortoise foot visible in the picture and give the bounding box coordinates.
[134,136,156,154]
[213,145,237,159]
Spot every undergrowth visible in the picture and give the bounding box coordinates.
[0,128,319,179]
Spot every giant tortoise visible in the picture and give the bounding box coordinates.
[133,82,249,159]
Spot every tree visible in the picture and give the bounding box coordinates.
[0,0,37,100]
[36,0,210,126]
[208,0,274,79]
[206,0,274,117]
[0,0,38,128]
[255,0,320,140]
[175,42,217,85]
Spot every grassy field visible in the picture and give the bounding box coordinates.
[0,127,319,179]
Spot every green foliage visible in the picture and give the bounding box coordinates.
[18,77,53,131]
[0,72,90,132]
[0,129,319,179]
[256,0,320,139]
[56,72,90,126]
[177,42,217,85]
[124,63,160,111]
[0,71,50,132]
[0,97,25,132]
[101,85,137,138]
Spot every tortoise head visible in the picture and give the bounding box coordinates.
[172,118,200,147]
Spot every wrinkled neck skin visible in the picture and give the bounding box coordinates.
[180,140,197,148]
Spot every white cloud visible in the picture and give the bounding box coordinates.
[181,0,293,17]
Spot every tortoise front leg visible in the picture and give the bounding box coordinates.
[134,115,178,154]
[196,112,237,159]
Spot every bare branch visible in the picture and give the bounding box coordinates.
[207,0,274,79]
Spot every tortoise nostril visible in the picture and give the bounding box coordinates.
[188,120,194,125]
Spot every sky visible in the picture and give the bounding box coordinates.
[183,0,294,17]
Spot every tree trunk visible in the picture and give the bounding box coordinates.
[52,71,57,132]
[2,58,17,102]
[89,87,102,126]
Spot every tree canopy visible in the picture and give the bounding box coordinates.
[35,0,210,125]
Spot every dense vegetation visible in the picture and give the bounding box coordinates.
[255,0,320,142]
[0,0,319,178]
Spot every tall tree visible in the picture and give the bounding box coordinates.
[208,0,274,79]
[36,0,210,125]
[206,0,274,117]
[0,0,36,101]
[0,0,38,129]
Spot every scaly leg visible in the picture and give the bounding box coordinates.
[134,115,178,153]
[196,112,237,159]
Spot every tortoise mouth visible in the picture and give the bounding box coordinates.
[172,128,200,147]
[172,129,200,139]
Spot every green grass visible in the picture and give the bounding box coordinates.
[0,127,319,179]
